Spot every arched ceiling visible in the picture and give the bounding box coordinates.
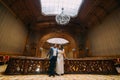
[38,32,77,49]
[1,0,120,31]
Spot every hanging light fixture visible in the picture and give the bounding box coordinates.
[41,0,83,25]
[55,8,70,25]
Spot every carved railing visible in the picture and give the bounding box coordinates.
[64,59,117,74]
[5,56,118,75]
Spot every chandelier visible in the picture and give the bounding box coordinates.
[55,8,70,25]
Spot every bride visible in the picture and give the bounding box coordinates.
[56,45,66,75]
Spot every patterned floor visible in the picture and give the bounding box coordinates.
[0,65,120,80]
[0,74,120,80]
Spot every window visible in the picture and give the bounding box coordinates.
[40,0,83,17]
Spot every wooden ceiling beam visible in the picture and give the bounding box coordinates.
[92,12,101,24]
[96,5,109,15]
[0,0,17,17]
[1,0,119,30]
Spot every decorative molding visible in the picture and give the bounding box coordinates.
[0,52,23,56]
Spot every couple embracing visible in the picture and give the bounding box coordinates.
[46,44,66,77]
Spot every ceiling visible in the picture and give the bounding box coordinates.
[1,0,120,31]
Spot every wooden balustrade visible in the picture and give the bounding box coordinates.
[5,56,118,75]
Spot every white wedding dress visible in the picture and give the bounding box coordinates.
[56,49,64,75]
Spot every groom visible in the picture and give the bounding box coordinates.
[47,44,58,77]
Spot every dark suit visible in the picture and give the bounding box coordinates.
[47,47,58,76]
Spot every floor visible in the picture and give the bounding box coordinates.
[0,65,120,80]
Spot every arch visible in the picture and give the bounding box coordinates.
[36,32,78,58]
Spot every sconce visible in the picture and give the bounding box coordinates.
[72,48,76,52]
[39,47,43,52]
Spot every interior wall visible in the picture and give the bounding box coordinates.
[88,8,120,57]
[0,3,28,56]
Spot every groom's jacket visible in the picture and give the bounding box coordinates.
[47,47,58,59]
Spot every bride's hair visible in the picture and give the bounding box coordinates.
[59,45,64,50]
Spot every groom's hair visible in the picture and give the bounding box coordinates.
[52,44,58,47]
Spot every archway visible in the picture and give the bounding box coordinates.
[36,32,78,58]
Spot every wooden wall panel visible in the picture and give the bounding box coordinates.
[88,8,120,57]
[0,3,28,56]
